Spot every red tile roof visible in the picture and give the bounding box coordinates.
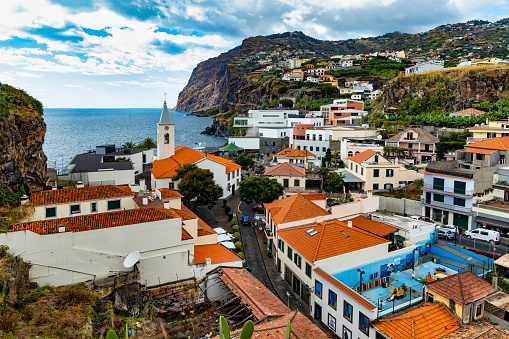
[314,267,376,310]
[219,267,289,320]
[450,108,485,116]
[264,193,329,226]
[174,203,216,236]
[11,207,195,241]
[31,185,135,206]
[264,163,306,177]
[464,148,496,155]
[151,146,241,179]
[346,215,397,237]
[465,137,509,151]
[285,148,317,158]
[301,193,326,200]
[277,147,294,155]
[278,219,390,263]
[426,271,496,305]
[157,188,183,199]
[193,244,241,264]
[348,149,377,164]
[375,303,460,339]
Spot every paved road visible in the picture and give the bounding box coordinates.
[438,236,509,257]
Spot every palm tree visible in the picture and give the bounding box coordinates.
[122,141,137,149]
[331,151,340,168]
[137,137,157,149]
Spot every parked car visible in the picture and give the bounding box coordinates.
[438,228,454,240]
[464,229,500,243]
[242,216,251,226]
[253,205,263,213]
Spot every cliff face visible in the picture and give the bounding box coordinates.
[0,85,47,190]
[382,66,509,110]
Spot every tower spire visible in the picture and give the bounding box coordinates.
[159,100,173,124]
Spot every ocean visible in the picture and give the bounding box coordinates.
[43,108,225,172]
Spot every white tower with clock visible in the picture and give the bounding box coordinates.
[157,101,175,160]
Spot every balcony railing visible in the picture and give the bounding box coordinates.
[423,186,473,196]
[421,198,471,214]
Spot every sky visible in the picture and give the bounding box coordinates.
[0,0,508,108]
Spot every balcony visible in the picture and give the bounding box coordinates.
[421,198,472,214]
[422,186,473,196]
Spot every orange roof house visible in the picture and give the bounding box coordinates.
[193,244,241,265]
[348,149,377,164]
[277,219,390,263]
[374,303,460,339]
[264,162,306,177]
[31,185,135,206]
[463,136,509,151]
[346,215,397,238]
[151,146,241,179]
[264,193,329,226]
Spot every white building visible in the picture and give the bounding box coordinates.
[233,110,299,136]
[405,62,444,75]
[292,129,332,159]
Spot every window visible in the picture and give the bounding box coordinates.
[426,292,434,303]
[328,290,337,310]
[287,247,293,260]
[374,155,379,163]
[328,313,336,331]
[232,171,235,178]
[343,301,353,322]
[350,163,353,170]
[265,141,275,146]
[433,194,444,202]
[433,178,445,191]
[45,207,56,218]
[294,253,302,268]
[384,183,393,190]
[359,312,369,336]
[454,181,466,194]
[310,146,313,151]
[374,169,379,177]
[343,326,352,339]
[164,133,169,144]
[356,165,358,173]
[315,280,323,299]
[91,202,98,213]
[454,197,466,207]
[322,147,326,152]
[476,153,484,161]
[476,304,482,317]
[278,239,285,253]
[294,179,300,186]
[305,263,312,278]
[107,200,121,211]
[314,303,322,321]
[70,204,80,215]
[373,184,379,190]
[386,169,394,177]
[361,167,364,175]
[168,182,175,189]
[319,135,323,141]
[228,173,231,181]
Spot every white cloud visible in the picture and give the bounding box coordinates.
[63,84,90,89]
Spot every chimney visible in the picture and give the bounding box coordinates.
[348,221,353,228]
[163,200,170,209]
[139,178,146,192]
[58,224,65,233]
[492,272,499,291]
[142,197,148,206]
[206,257,211,266]
[76,181,84,188]
[20,194,29,205]
[52,186,57,190]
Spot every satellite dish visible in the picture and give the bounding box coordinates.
[123,251,140,268]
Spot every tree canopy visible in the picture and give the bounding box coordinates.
[122,137,157,149]
[233,154,254,170]
[323,172,345,194]
[176,167,222,208]
[238,177,284,205]
[172,163,199,181]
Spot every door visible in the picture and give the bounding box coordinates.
[231,184,235,195]
[283,179,289,188]
[277,259,281,273]
[292,275,301,295]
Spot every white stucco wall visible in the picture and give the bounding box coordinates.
[87,168,136,186]
[228,137,260,150]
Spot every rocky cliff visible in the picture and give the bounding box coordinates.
[382,65,509,111]
[0,84,47,190]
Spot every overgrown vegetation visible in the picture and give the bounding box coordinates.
[0,83,44,122]
[375,180,423,201]
[325,56,410,78]
[0,186,30,233]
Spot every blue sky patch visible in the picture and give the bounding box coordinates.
[82,27,112,38]
[26,25,84,44]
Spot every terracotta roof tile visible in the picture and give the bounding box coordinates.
[151,146,241,179]
[464,148,496,155]
[301,193,326,200]
[12,207,184,235]
[193,244,241,264]
[441,320,509,339]
[346,215,397,237]
[157,188,183,199]
[495,253,509,269]
[219,267,289,320]
[31,185,135,206]
[387,127,439,143]
[277,219,390,263]
[348,149,377,164]
[465,137,509,151]
[264,193,329,226]
[264,163,306,177]
[285,148,317,158]
[277,147,294,155]
[426,271,495,305]
[375,303,460,339]
[314,267,376,310]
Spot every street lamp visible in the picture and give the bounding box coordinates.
[357,269,366,291]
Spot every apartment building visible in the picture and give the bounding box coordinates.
[321,99,364,125]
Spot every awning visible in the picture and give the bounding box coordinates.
[475,216,509,229]
[213,227,227,234]
[394,235,406,242]
[335,170,365,183]
[464,148,496,155]
[218,234,233,242]
[221,241,236,249]
[221,143,244,151]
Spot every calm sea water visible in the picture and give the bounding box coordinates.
[43,108,225,171]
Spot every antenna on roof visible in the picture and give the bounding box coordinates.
[164,92,167,102]
[123,251,140,268]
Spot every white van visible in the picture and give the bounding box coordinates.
[464,229,500,243]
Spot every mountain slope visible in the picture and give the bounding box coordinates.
[175,19,509,113]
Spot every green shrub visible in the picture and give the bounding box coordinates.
[237,252,245,259]
[235,241,242,248]
[233,232,241,239]
[232,225,240,231]
[231,218,237,225]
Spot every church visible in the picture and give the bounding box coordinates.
[151,102,242,198]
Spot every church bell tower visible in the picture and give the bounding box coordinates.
[157,101,175,160]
